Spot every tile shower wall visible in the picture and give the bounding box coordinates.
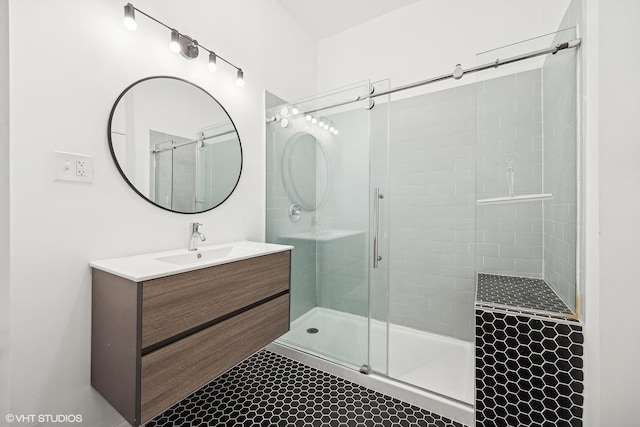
[388,83,477,341]
[316,234,368,316]
[476,70,544,278]
[542,33,578,312]
[389,69,543,341]
[266,94,371,322]
[314,109,370,317]
[266,105,318,322]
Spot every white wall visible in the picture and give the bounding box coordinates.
[0,0,9,420]
[595,0,640,424]
[317,0,571,92]
[8,0,316,424]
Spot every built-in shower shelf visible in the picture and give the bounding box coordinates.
[475,273,574,317]
[476,193,553,205]
[280,229,365,242]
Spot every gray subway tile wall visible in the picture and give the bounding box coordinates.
[316,234,368,316]
[389,69,546,341]
[388,81,478,341]
[475,70,544,279]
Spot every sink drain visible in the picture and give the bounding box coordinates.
[306,328,319,334]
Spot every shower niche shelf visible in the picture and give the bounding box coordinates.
[476,193,553,205]
[280,228,365,242]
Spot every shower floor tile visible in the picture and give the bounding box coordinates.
[146,350,467,427]
[476,273,573,315]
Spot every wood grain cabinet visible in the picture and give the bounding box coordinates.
[91,251,291,426]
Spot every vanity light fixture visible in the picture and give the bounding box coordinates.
[208,52,218,72]
[169,30,181,53]
[123,4,137,30]
[122,3,244,87]
[236,69,245,87]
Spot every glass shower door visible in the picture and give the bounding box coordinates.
[266,82,375,371]
[368,80,391,375]
[382,78,477,404]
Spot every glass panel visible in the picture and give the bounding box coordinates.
[369,79,391,375]
[195,123,242,209]
[474,28,578,318]
[266,82,373,370]
[149,131,196,211]
[385,76,476,404]
[151,136,173,210]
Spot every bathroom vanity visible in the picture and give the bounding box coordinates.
[90,241,292,426]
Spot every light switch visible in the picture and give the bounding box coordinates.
[55,151,94,183]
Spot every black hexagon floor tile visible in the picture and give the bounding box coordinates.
[475,309,584,426]
[476,273,573,315]
[146,350,467,427]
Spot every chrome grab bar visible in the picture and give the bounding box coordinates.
[373,187,383,268]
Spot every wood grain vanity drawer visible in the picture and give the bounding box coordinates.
[141,251,290,349]
[139,294,289,423]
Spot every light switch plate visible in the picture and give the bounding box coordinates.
[55,151,94,183]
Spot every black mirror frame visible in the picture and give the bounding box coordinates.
[107,76,243,214]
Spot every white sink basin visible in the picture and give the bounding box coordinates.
[155,245,250,265]
[90,241,293,282]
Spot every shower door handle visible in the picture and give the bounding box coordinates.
[373,187,384,268]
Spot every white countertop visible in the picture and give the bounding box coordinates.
[90,240,293,282]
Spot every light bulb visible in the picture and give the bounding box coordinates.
[305,115,312,121]
[292,107,299,115]
[236,69,244,87]
[123,4,137,31]
[208,52,217,72]
[324,124,329,130]
[318,120,324,127]
[170,30,181,53]
[311,118,317,124]
[329,126,335,132]
[333,129,339,135]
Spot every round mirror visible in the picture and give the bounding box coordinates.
[108,76,242,214]
[281,132,330,211]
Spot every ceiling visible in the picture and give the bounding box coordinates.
[276,0,423,40]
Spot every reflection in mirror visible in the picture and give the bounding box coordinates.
[108,76,242,214]
[281,132,330,211]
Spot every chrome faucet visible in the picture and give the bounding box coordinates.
[188,222,206,251]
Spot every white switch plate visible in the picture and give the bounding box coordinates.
[55,151,94,183]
